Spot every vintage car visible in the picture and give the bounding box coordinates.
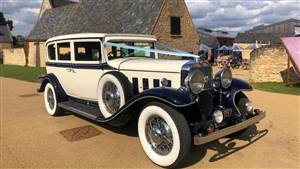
[38,33,265,168]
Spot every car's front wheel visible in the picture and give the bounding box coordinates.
[44,83,63,116]
[98,74,127,118]
[138,102,191,168]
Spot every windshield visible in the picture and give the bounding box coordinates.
[104,41,199,60]
[105,41,155,60]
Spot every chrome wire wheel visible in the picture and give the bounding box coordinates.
[138,102,191,168]
[102,81,121,114]
[145,115,173,156]
[47,89,55,110]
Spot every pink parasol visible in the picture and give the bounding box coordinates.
[281,37,300,75]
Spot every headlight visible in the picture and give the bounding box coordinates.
[215,68,232,89]
[245,101,254,113]
[185,70,205,94]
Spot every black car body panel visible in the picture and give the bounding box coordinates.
[231,78,253,91]
[38,73,68,101]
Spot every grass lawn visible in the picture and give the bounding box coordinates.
[0,65,46,83]
[252,82,300,95]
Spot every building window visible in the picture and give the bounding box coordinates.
[48,44,56,60]
[170,16,181,35]
[295,26,300,35]
[57,43,71,61]
[74,42,101,61]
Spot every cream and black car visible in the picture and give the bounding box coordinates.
[38,33,265,168]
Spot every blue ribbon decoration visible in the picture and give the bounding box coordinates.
[103,42,199,58]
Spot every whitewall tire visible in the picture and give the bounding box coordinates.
[138,102,191,168]
[44,83,63,116]
[98,74,126,118]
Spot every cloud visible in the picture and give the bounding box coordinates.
[1,0,300,35]
[185,0,300,32]
[1,0,42,35]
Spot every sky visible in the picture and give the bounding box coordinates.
[1,0,300,36]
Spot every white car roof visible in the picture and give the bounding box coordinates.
[46,33,157,44]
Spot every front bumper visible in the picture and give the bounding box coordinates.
[194,110,266,145]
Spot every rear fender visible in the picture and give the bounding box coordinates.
[38,73,68,101]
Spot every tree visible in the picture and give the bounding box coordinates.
[0,12,6,24]
[6,20,14,31]
[0,11,14,31]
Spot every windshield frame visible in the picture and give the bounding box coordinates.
[104,41,157,61]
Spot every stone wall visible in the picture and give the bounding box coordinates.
[27,42,46,67]
[236,43,253,60]
[0,43,12,63]
[250,45,288,82]
[3,48,26,66]
[2,41,47,67]
[152,0,199,55]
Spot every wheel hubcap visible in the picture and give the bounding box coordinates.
[47,89,55,110]
[103,82,121,114]
[145,115,173,156]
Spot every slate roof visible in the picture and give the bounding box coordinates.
[198,28,236,39]
[198,28,235,47]
[0,25,13,43]
[199,33,218,47]
[235,33,294,44]
[246,18,300,33]
[50,0,78,8]
[27,0,164,41]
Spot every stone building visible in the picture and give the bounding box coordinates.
[245,18,300,35]
[235,18,300,45]
[235,18,300,60]
[26,0,199,67]
[198,28,235,61]
[0,24,13,63]
[236,19,300,83]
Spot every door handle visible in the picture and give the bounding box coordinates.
[66,68,72,72]
[66,68,76,73]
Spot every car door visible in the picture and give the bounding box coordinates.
[47,41,75,96]
[69,39,104,101]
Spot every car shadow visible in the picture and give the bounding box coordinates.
[72,113,139,137]
[180,125,268,168]
[71,113,268,168]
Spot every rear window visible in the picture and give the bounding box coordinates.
[48,44,56,60]
[57,43,71,61]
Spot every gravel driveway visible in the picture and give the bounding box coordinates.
[1,77,299,168]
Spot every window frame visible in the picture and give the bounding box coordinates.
[56,40,73,63]
[47,42,57,62]
[170,16,181,36]
[72,39,103,64]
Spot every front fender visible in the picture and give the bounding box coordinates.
[230,78,252,116]
[231,78,253,91]
[100,88,195,124]
[136,88,195,107]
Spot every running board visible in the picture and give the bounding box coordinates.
[58,100,103,121]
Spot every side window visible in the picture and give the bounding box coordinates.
[57,43,71,61]
[170,16,181,35]
[74,42,101,61]
[48,44,56,60]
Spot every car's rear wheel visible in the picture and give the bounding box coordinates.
[44,83,63,116]
[138,102,191,168]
